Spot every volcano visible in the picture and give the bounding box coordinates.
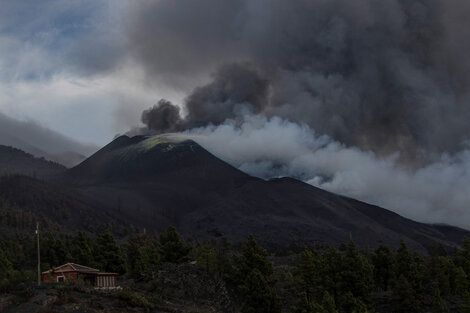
[50,134,468,251]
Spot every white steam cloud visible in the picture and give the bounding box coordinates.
[185,116,470,229]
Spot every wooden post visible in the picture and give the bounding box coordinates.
[36,222,41,286]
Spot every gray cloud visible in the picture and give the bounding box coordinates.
[124,0,248,89]
[125,0,470,166]
[0,112,98,166]
[0,0,135,97]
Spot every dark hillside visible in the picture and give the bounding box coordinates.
[0,145,65,178]
[0,176,128,234]
[0,135,467,251]
[55,134,470,251]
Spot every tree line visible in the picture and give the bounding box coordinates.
[2,227,470,312]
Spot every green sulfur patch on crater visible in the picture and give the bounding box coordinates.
[140,137,170,150]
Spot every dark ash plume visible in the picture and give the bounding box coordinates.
[141,63,270,133]
[141,99,182,133]
[126,0,470,164]
[184,63,270,128]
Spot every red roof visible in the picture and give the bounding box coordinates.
[42,263,118,276]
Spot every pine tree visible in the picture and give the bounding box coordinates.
[41,231,57,268]
[322,247,343,305]
[412,252,426,293]
[0,247,20,291]
[234,235,280,313]
[126,241,147,278]
[452,266,469,296]
[71,231,94,266]
[291,292,324,313]
[395,240,412,280]
[338,291,368,313]
[94,230,125,273]
[1,236,19,269]
[460,291,470,313]
[320,291,338,313]
[455,238,470,280]
[340,239,373,302]
[371,245,394,291]
[198,240,217,273]
[146,242,160,267]
[393,274,419,313]
[426,255,452,296]
[395,240,424,292]
[240,269,280,313]
[234,235,273,282]
[292,291,338,313]
[54,238,72,265]
[158,226,191,263]
[297,248,324,303]
[431,284,449,313]
[0,247,12,274]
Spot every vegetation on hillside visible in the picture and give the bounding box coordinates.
[2,226,470,312]
[0,145,65,178]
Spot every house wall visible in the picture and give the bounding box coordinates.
[95,275,116,287]
[42,271,118,287]
[42,272,78,283]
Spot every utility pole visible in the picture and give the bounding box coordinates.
[36,222,41,286]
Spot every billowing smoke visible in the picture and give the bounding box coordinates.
[127,0,470,165]
[141,99,182,133]
[120,0,470,226]
[184,116,470,228]
[184,63,269,128]
[140,63,269,132]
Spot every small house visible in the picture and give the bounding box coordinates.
[42,263,118,288]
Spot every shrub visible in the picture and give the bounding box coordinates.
[118,288,154,308]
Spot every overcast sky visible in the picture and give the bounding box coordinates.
[0,0,186,145]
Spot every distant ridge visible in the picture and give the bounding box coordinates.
[0,112,97,167]
[0,145,65,178]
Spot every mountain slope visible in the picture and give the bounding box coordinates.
[0,112,96,167]
[0,175,128,234]
[0,145,66,178]
[64,134,248,186]
[58,134,470,251]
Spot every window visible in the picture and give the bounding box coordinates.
[57,276,65,283]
